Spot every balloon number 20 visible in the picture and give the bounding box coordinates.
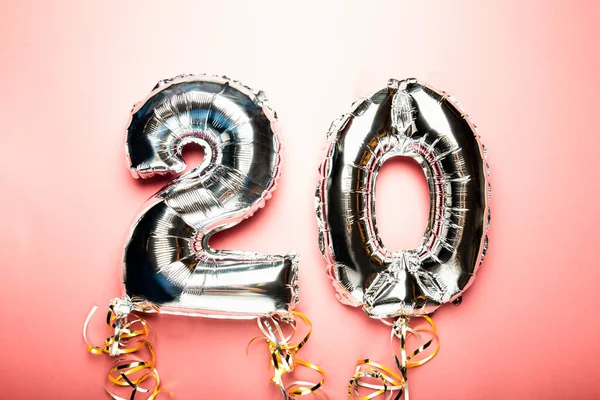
[123,75,299,318]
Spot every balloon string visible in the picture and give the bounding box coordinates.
[348,315,440,400]
[248,311,328,399]
[83,295,172,399]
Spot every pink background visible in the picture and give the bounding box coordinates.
[1,0,600,398]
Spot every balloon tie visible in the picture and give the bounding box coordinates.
[348,315,439,399]
[83,295,172,399]
[248,311,328,399]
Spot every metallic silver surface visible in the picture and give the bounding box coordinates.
[123,74,299,319]
[315,78,490,318]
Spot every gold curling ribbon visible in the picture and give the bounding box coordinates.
[83,295,173,400]
[248,311,327,399]
[349,315,439,400]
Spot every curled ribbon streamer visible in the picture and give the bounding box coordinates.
[83,295,172,400]
[248,311,327,399]
[349,316,439,400]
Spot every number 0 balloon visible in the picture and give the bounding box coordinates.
[84,74,325,399]
[315,78,491,398]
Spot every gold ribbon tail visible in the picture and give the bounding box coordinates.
[349,315,440,399]
[395,317,409,400]
[83,295,172,399]
[248,311,327,399]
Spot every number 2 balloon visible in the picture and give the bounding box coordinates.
[124,74,298,318]
[85,74,324,399]
[315,78,491,398]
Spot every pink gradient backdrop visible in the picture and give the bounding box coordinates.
[1,0,599,398]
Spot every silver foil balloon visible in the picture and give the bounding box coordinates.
[123,74,299,318]
[315,78,491,318]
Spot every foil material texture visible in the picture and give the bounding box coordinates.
[315,78,490,318]
[123,74,299,319]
